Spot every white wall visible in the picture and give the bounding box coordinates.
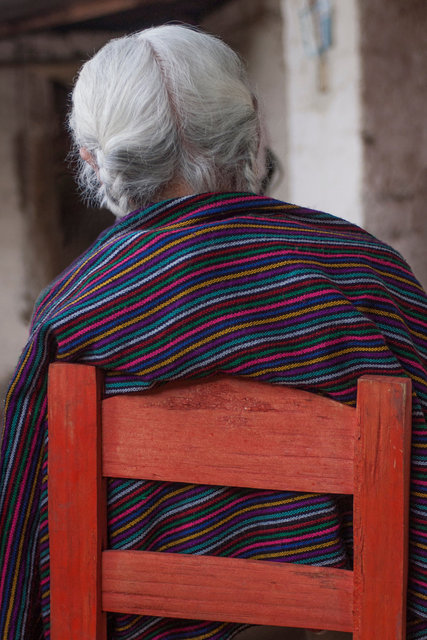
[282,0,362,224]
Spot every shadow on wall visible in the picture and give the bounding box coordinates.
[17,75,114,325]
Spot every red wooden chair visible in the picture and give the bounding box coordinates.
[48,363,411,639]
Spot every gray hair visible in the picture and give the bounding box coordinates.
[69,24,261,217]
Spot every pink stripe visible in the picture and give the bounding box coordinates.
[0,397,47,595]
[232,334,379,373]
[153,621,212,640]
[411,479,427,487]
[62,194,268,300]
[110,488,274,533]
[126,288,342,370]
[151,494,279,547]
[352,294,427,329]
[59,248,323,348]
[328,386,357,400]
[108,484,167,526]
[230,525,340,555]
[411,577,427,588]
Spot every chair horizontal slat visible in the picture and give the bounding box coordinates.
[102,550,353,632]
[103,377,355,493]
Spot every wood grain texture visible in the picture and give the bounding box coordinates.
[48,363,107,640]
[103,377,356,494]
[102,549,353,632]
[353,376,411,640]
[48,364,411,639]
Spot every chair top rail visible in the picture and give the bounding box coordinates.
[102,376,356,494]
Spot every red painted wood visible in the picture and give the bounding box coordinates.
[102,549,353,632]
[48,363,107,640]
[103,377,356,494]
[48,364,411,639]
[353,376,411,640]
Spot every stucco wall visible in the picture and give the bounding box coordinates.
[0,33,113,406]
[360,0,427,289]
[0,69,28,393]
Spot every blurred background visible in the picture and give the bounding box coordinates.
[0,0,426,408]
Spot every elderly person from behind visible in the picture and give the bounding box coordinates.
[1,24,427,640]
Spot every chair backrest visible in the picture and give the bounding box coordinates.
[48,363,412,640]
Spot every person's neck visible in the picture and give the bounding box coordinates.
[158,180,193,201]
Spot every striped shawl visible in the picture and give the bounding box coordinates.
[1,193,427,639]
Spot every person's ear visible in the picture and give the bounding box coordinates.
[80,147,101,180]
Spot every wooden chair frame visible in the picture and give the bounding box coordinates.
[48,363,412,639]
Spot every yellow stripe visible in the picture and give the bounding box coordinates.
[157,495,319,552]
[251,345,389,377]
[412,541,427,550]
[4,436,45,633]
[408,588,427,602]
[138,301,345,372]
[114,491,317,540]
[57,224,243,314]
[35,234,121,318]
[3,340,36,427]
[357,305,414,324]
[60,282,351,359]
[112,484,193,537]
[56,218,411,321]
[253,537,340,559]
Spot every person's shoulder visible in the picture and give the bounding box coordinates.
[282,200,402,254]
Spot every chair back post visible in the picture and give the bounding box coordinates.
[353,376,412,640]
[48,363,107,640]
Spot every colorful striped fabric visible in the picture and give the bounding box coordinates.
[1,192,427,639]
